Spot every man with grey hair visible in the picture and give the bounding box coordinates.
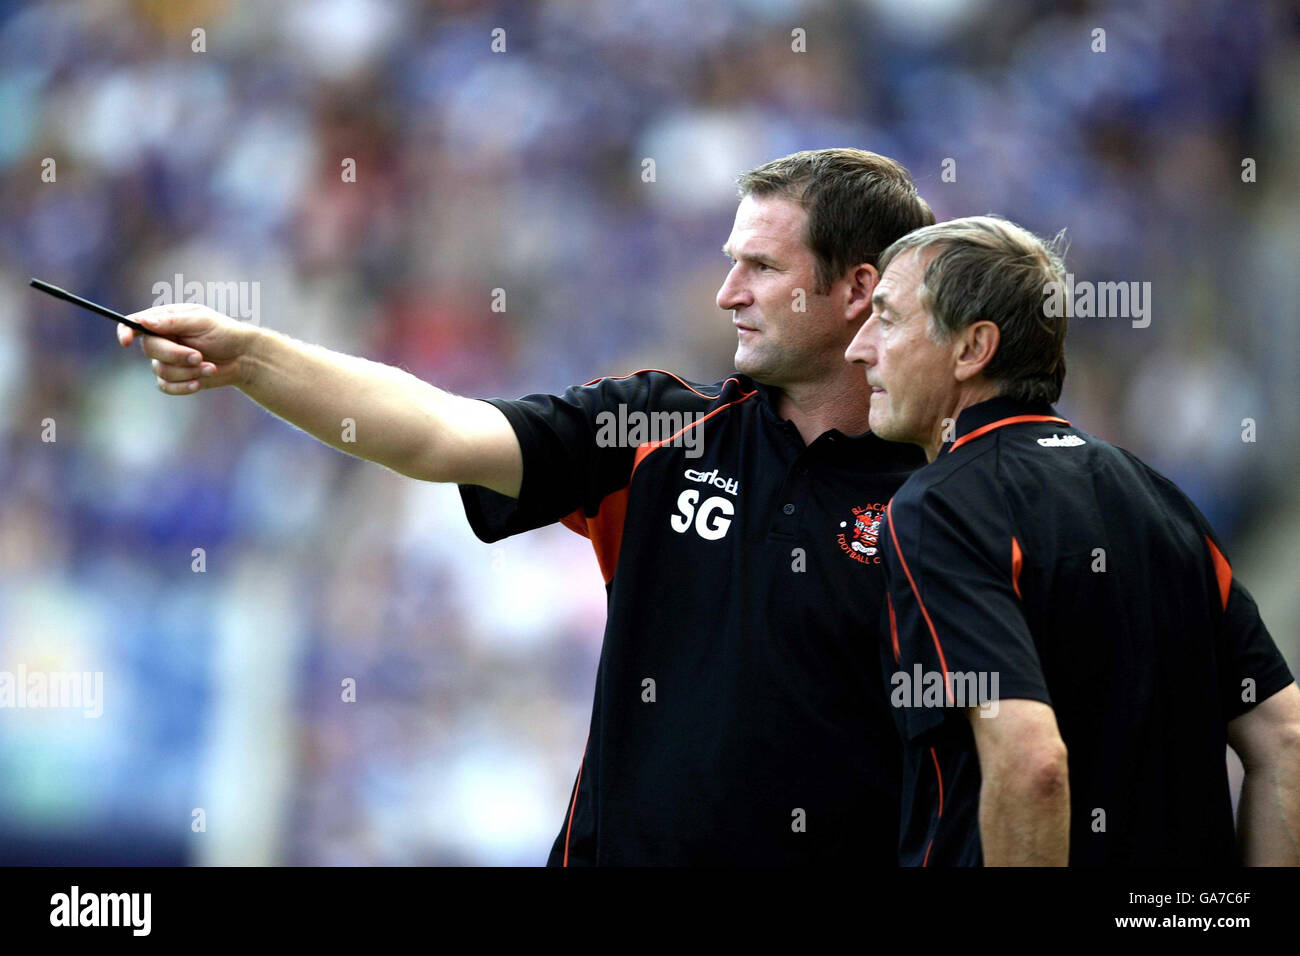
[846,215,1300,866]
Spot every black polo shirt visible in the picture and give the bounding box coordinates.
[459,369,924,865]
[883,395,1295,866]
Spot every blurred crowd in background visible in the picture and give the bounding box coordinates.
[0,0,1296,864]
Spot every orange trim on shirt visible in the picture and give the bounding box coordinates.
[630,383,757,478]
[581,368,722,402]
[948,415,1071,454]
[922,746,945,868]
[930,746,945,818]
[887,594,901,664]
[562,737,588,867]
[1205,536,1232,611]
[562,380,755,586]
[886,503,954,706]
[1011,536,1024,600]
[561,487,630,586]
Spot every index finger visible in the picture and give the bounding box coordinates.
[124,311,199,363]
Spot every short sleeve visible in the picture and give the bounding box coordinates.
[1200,531,1295,720]
[457,380,640,542]
[458,371,705,543]
[884,477,1050,741]
[1127,455,1295,721]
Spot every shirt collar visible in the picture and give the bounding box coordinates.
[944,395,1067,454]
[735,375,786,424]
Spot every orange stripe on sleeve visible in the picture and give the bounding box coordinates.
[1205,536,1232,611]
[1011,535,1024,600]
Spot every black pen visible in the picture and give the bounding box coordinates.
[29,278,180,341]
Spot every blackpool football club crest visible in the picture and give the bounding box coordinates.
[836,504,886,565]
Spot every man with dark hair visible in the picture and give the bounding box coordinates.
[119,148,935,865]
[737,149,936,297]
[846,214,1300,866]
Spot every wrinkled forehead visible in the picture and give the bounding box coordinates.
[875,246,935,311]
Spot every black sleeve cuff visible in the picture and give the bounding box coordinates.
[457,398,546,544]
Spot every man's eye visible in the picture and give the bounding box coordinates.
[756,262,772,272]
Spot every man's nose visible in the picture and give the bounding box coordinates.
[716,266,753,311]
[846,319,877,365]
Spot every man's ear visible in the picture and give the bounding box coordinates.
[843,262,879,322]
[953,320,1000,382]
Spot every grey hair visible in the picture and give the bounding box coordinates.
[878,215,1069,405]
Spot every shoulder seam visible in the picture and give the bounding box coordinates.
[581,368,721,401]
[630,384,758,478]
[905,436,998,497]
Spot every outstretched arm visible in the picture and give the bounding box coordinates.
[118,303,521,496]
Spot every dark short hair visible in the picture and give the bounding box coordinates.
[737,148,935,295]
[878,216,1069,405]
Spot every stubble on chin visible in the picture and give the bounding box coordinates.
[734,342,763,378]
